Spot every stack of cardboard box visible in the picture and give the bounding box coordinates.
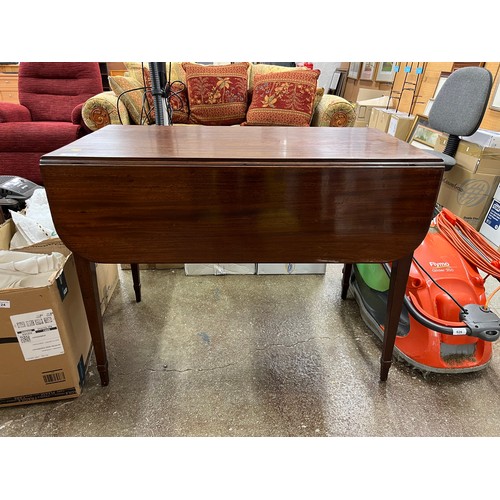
[434,131,500,229]
[480,184,500,249]
[367,107,415,141]
[0,219,119,407]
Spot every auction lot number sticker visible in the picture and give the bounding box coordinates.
[10,309,65,361]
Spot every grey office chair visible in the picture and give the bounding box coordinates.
[428,66,492,171]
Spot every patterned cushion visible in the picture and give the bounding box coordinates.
[82,91,131,131]
[248,63,308,91]
[168,81,190,124]
[244,69,321,127]
[310,94,356,127]
[182,62,250,125]
[124,63,155,122]
[313,87,325,113]
[125,62,190,124]
[108,75,152,125]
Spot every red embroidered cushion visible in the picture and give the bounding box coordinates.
[244,69,321,127]
[182,62,250,125]
[169,81,190,124]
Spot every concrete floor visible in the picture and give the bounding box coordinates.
[2,263,500,437]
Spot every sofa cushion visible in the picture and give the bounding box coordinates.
[248,63,308,91]
[313,87,325,113]
[311,94,356,127]
[124,63,190,124]
[244,69,320,127]
[169,81,190,124]
[82,91,131,130]
[124,63,156,122]
[182,62,250,125]
[109,75,153,125]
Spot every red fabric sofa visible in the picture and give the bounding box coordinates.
[0,62,103,185]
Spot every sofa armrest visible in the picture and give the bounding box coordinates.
[311,94,356,127]
[82,91,131,131]
[71,103,84,125]
[0,102,31,123]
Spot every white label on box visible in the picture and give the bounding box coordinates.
[0,300,10,308]
[10,309,64,361]
[387,116,398,137]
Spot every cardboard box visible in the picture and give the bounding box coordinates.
[479,198,500,247]
[184,264,256,276]
[95,262,119,315]
[436,163,500,229]
[387,113,415,141]
[354,95,392,128]
[2,219,119,315]
[355,88,391,102]
[434,134,500,175]
[463,129,500,149]
[479,184,500,247]
[0,250,92,408]
[368,107,407,133]
[256,263,326,275]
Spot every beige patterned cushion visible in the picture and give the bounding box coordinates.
[311,94,356,127]
[109,75,152,125]
[82,91,131,131]
[248,63,308,91]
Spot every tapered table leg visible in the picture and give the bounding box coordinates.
[130,263,141,303]
[341,263,353,300]
[73,254,109,386]
[380,254,413,382]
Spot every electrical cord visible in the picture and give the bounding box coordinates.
[410,257,466,312]
[486,285,500,308]
[435,207,500,279]
[115,63,190,126]
[116,86,152,125]
[382,260,466,313]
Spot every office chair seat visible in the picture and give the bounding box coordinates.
[427,149,456,171]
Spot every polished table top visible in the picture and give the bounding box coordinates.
[41,125,443,265]
[41,125,444,384]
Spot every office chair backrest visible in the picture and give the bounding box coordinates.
[429,66,492,139]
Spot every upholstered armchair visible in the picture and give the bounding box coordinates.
[0,62,103,184]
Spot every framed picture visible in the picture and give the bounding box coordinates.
[375,62,396,83]
[406,114,442,150]
[348,62,361,80]
[329,69,347,97]
[490,78,500,111]
[330,70,341,91]
[360,62,375,81]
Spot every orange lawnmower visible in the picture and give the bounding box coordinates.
[347,208,500,374]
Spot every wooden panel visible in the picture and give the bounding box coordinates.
[0,73,19,103]
[481,62,500,131]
